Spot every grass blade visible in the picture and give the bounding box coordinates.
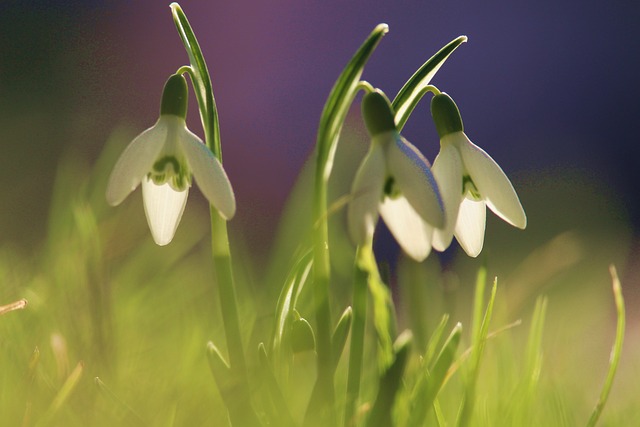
[408,323,462,427]
[586,265,625,427]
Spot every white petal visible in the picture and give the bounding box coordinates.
[347,143,386,245]
[455,133,526,229]
[431,143,464,252]
[106,121,167,206]
[454,197,486,257]
[142,177,189,246]
[379,196,433,262]
[178,128,236,220]
[384,134,444,228]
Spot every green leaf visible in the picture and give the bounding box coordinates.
[291,317,316,354]
[423,314,450,368]
[587,266,626,427]
[457,274,498,427]
[258,343,297,427]
[366,331,413,427]
[392,35,467,131]
[316,24,388,182]
[331,306,352,372]
[408,323,462,427]
[206,342,262,427]
[271,250,313,363]
[170,2,221,157]
[36,362,84,427]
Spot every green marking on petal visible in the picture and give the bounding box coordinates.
[383,176,402,199]
[149,155,191,191]
[153,156,181,174]
[463,175,482,200]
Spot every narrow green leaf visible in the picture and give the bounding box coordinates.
[586,265,626,427]
[366,331,413,427]
[271,250,313,362]
[316,24,388,181]
[471,265,487,344]
[95,377,147,426]
[408,323,462,427]
[170,2,221,157]
[332,306,352,372]
[206,342,262,427]
[524,295,548,393]
[36,361,84,427]
[423,314,450,368]
[291,317,316,354]
[258,343,297,427]
[392,35,467,131]
[205,341,231,388]
[457,276,498,427]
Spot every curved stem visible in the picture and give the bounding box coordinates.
[171,4,255,425]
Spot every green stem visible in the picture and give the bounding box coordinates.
[344,243,371,427]
[303,25,387,426]
[171,4,256,425]
[306,172,336,426]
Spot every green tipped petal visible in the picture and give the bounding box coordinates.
[160,74,189,119]
[348,143,386,245]
[106,121,167,206]
[454,197,486,257]
[362,90,396,136]
[431,93,464,138]
[179,127,236,220]
[379,196,433,262]
[385,134,444,228]
[142,178,189,246]
[456,133,527,229]
[431,143,464,251]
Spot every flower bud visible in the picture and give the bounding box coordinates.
[160,74,189,118]
[431,93,464,138]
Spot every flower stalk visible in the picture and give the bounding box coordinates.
[170,4,256,425]
[305,24,388,426]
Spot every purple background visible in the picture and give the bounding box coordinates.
[1,0,639,252]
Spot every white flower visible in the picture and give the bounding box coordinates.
[348,91,444,261]
[430,93,526,257]
[106,74,235,246]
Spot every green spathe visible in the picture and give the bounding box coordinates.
[160,74,189,118]
[431,93,463,138]
[362,90,396,136]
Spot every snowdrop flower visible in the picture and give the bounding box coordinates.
[348,90,444,261]
[430,93,526,257]
[106,74,235,246]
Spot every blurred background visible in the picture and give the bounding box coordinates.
[1,0,640,422]
[2,0,640,276]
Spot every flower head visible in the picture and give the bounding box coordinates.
[348,90,444,261]
[430,93,526,257]
[106,74,235,246]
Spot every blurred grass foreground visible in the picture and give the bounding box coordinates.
[2,5,640,427]
[0,125,637,426]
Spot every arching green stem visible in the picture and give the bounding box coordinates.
[170,4,256,426]
[305,24,388,427]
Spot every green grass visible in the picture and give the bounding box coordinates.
[0,127,635,426]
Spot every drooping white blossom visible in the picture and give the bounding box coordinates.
[106,74,235,246]
[430,93,526,257]
[348,90,444,261]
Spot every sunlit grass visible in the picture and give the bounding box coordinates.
[0,125,636,426]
